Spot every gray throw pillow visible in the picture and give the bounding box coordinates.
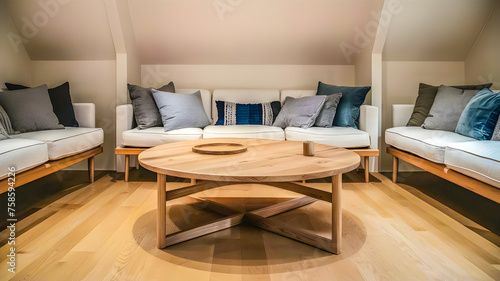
[152,90,211,132]
[0,85,64,133]
[315,93,342,128]
[128,82,175,129]
[492,117,500,141]
[422,86,480,131]
[273,95,326,129]
[0,104,18,135]
[406,83,492,127]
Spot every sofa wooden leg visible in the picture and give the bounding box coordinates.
[364,156,370,183]
[392,156,399,183]
[88,157,95,183]
[125,155,130,182]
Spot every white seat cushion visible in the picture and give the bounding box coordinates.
[445,141,500,188]
[12,127,104,160]
[122,127,203,147]
[0,139,48,179]
[203,125,285,140]
[285,127,370,148]
[385,127,475,163]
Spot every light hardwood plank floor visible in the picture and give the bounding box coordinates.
[0,172,499,281]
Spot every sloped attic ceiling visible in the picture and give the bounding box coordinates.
[128,0,379,65]
[383,0,497,61]
[5,0,115,60]
[3,0,496,64]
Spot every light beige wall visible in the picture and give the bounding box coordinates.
[465,3,500,89]
[31,61,117,171]
[353,0,385,105]
[0,2,32,87]
[381,61,465,171]
[354,48,373,105]
[141,65,355,90]
[116,0,141,87]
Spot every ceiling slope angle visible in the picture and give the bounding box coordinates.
[5,0,115,61]
[128,0,378,65]
[382,0,498,61]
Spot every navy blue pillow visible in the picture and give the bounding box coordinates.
[316,82,370,128]
[455,89,500,140]
[215,101,281,125]
[5,82,79,127]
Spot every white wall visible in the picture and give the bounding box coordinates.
[465,2,500,89]
[0,2,32,87]
[381,61,465,171]
[141,65,355,90]
[31,61,117,171]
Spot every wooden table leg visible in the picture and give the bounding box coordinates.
[157,174,167,248]
[88,157,95,183]
[125,155,130,182]
[392,156,399,183]
[364,156,369,183]
[332,174,342,254]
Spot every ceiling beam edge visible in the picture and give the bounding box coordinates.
[464,1,498,64]
[371,0,393,172]
[104,0,128,106]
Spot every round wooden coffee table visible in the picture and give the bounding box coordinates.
[139,138,360,254]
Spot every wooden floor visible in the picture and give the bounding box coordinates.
[1,171,499,281]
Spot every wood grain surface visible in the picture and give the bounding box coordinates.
[139,138,360,182]
[192,142,248,155]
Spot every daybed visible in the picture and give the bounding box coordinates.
[0,103,104,193]
[386,104,500,203]
[116,89,379,182]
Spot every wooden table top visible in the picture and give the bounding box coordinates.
[138,138,360,182]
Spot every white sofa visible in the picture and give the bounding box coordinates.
[0,103,104,192]
[116,89,379,178]
[386,104,500,203]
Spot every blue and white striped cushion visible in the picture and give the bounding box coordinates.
[215,101,280,126]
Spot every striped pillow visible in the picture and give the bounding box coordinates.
[215,101,281,126]
[0,104,17,135]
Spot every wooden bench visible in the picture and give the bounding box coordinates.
[116,146,379,183]
[0,146,103,193]
[388,146,500,204]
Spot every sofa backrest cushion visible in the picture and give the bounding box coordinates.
[280,90,316,102]
[5,82,79,127]
[455,88,500,140]
[407,82,493,127]
[489,90,500,141]
[212,89,280,122]
[152,90,211,131]
[215,101,281,126]
[422,85,480,131]
[128,83,175,129]
[177,89,212,122]
[0,85,64,133]
[273,95,326,129]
